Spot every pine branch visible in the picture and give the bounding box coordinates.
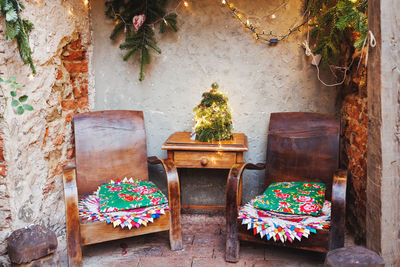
[105,0,178,81]
[308,0,368,66]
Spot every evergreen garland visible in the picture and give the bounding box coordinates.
[307,0,368,66]
[0,0,35,74]
[193,83,233,142]
[105,0,178,81]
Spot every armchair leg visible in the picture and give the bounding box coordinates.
[169,213,183,250]
[226,221,240,262]
[165,159,183,250]
[168,184,183,250]
[63,167,83,267]
[147,157,183,250]
[66,241,83,267]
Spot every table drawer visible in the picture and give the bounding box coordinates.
[173,151,237,168]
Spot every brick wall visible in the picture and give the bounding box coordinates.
[340,61,367,244]
[0,135,10,254]
[0,136,5,177]
[42,36,89,199]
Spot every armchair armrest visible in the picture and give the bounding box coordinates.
[329,169,347,250]
[62,166,82,266]
[225,162,265,262]
[147,156,183,250]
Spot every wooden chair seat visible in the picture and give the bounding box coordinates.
[62,111,183,266]
[237,219,330,252]
[225,112,347,262]
[78,210,171,246]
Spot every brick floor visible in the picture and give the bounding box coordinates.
[72,213,353,267]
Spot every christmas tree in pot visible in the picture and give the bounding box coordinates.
[193,82,233,142]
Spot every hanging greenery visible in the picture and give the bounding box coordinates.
[307,0,368,66]
[105,0,178,81]
[193,82,233,142]
[0,0,36,74]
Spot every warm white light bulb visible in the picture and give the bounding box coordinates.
[246,19,250,26]
[183,1,189,7]
[83,0,88,6]
[221,0,226,4]
[271,14,276,19]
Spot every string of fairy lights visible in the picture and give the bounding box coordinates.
[180,0,309,44]
[77,0,307,45]
[220,0,309,44]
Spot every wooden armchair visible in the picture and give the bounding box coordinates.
[225,112,347,262]
[62,110,183,266]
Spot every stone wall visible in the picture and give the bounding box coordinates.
[340,58,367,244]
[0,0,93,261]
[0,26,10,256]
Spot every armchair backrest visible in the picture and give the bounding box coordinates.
[73,110,149,195]
[265,112,340,200]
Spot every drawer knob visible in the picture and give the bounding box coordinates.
[200,157,208,166]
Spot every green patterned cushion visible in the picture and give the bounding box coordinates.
[253,181,326,216]
[99,180,167,213]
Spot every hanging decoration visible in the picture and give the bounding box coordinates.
[105,0,179,81]
[193,82,233,142]
[221,0,309,45]
[0,0,35,74]
[132,14,146,31]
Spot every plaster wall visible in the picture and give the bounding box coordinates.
[0,0,93,259]
[91,0,338,205]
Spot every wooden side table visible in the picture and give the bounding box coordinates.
[162,132,248,209]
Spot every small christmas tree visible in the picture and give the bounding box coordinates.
[193,82,233,142]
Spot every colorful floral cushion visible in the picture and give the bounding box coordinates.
[99,179,167,213]
[253,181,326,216]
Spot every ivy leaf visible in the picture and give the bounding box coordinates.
[3,1,13,11]
[6,9,17,22]
[17,106,24,115]
[19,95,28,102]
[23,104,33,111]
[11,99,19,107]
[10,91,16,97]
